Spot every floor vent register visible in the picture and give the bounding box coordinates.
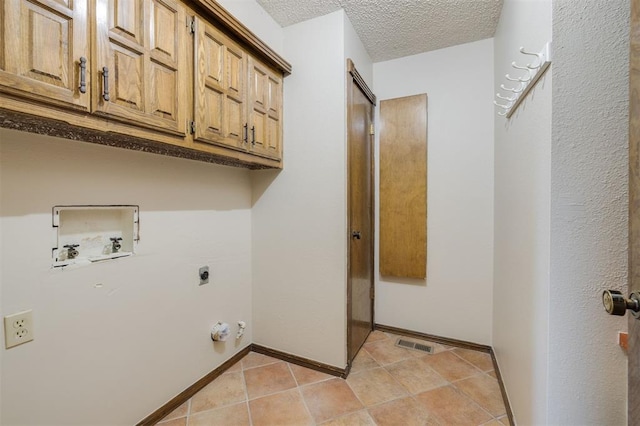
[395,338,433,354]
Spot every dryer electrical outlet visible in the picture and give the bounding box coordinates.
[4,310,34,348]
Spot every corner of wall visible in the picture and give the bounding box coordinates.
[251,9,349,368]
[215,0,284,55]
[492,0,552,424]
[343,11,373,87]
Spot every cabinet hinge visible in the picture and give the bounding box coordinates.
[369,124,375,135]
[189,17,195,35]
[190,121,196,134]
[370,285,375,300]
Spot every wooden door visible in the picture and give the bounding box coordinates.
[94,0,186,135]
[629,0,640,421]
[248,57,282,161]
[347,59,375,365]
[193,17,246,150]
[0,0,89,110]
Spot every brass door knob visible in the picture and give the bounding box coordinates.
[602,290,640,318]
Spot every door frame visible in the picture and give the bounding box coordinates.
[346,58,377,367]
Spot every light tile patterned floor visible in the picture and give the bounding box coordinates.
[156,331,510,426]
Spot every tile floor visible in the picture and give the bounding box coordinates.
[156,331,509,426]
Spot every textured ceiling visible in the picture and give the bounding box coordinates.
[257,0,503,62]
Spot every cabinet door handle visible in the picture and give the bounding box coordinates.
[251,126,256,146]
[102,67,110,101]
[243,124,248,144]
[79,57,87,94]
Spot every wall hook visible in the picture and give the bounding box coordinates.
[495,41,552,119]
[506,74,528,83]
[519,46,543,68]
[511,62,534,80]
[496,93,517,102]
[500,83,524,93]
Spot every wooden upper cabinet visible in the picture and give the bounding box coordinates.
[0,0,289,168]
[192,26,283,162]
[248,57,282,160]
[0,0,90,110]
[93,0,186,136]
[193,16,247,151]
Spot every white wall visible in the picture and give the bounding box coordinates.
[217,0,284,55]
[492,1,552,424]
[373,39,495,345]
[0,130,253,425]
[251,10,349,367]
[494,1,630,424]
[343,12,373,87]
[548,1,629,424]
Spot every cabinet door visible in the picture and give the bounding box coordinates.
[248,57,282,161]
[193,17,247,151]
[93,0,186,136]
[0,0,89,110]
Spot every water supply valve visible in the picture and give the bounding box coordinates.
[64,244,79,259]
[110,237,122,253]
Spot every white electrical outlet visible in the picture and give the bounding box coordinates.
[4,310,34,349]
